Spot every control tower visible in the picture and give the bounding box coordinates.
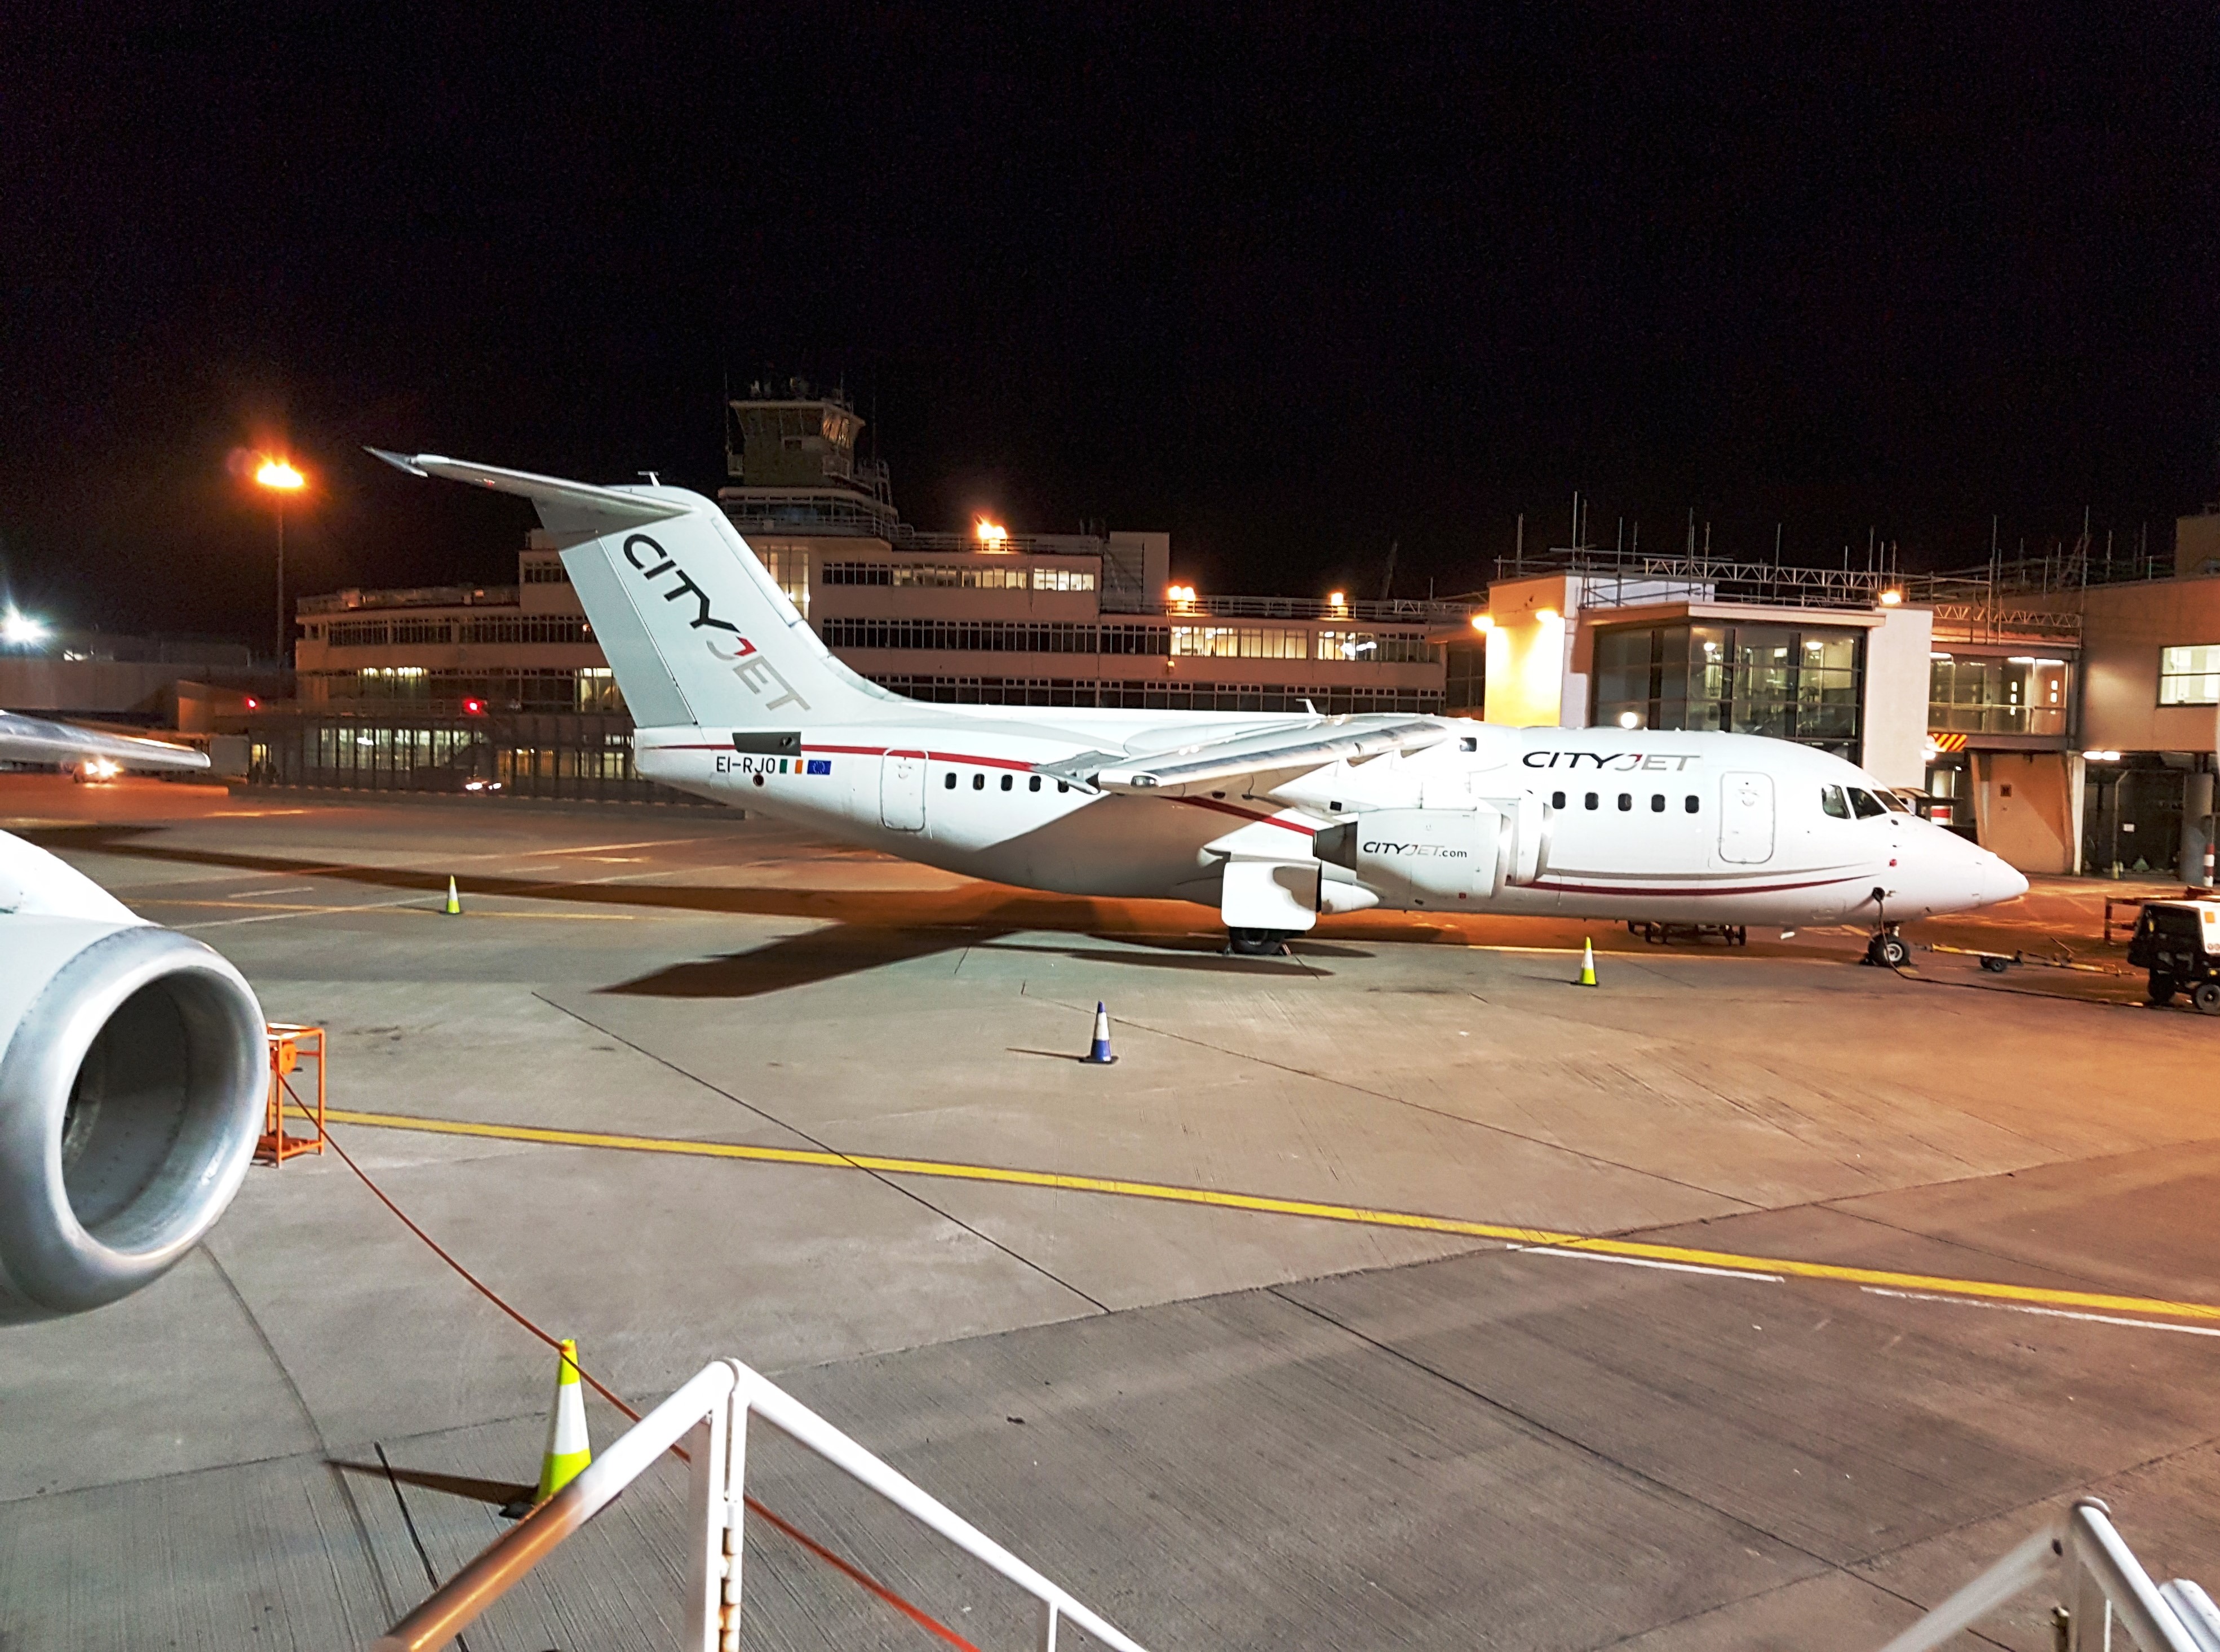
[720,378,902,540]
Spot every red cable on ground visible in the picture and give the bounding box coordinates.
[321,1127,986,1652]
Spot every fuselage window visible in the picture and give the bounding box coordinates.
[943,771,957,789]
[1683,794,1699,814]
[1584,791,1599,810]
[1029,775,1042,792]
[973,772,986,791]
[1650,793,1665,812]
[1617,792,1632,811]
[1057,781,1069,793]
[1820,785,1849,819]
[1000,774,1013,791]
[1550,790,1566,810]
[1848,787,1886,819]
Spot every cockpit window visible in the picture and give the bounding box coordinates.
[1847,788,1888,819]
[1820,785,1849,819]
[1878,789,1913,814]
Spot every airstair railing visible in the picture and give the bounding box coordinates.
[372,1358,1154,1652]
[1878,1498,2220,1652]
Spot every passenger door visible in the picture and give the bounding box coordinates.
[1718,771,1775,863]
[880,751,927,832]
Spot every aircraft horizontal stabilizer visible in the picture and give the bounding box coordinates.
[365,450,689,534]
[1035,716,1446,796]
[0,712,210,773]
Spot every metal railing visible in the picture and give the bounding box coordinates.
[1878,1498,2220,1652]
[373,1358,1153,1652]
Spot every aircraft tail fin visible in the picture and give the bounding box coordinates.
[369,451,894,728]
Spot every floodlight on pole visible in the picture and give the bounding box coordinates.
[1,609,48,649]
[253,456,307,667]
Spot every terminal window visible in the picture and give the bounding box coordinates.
[1592,622,1862,755]
[1930,653,2070,733]
[2159,645,2220,706]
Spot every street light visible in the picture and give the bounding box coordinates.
[254,458,307,667]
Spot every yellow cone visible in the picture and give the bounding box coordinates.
[534,1339,591,1504]
[1578,935,1598,987]
[444,876,462,916]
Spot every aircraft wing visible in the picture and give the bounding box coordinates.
[1036,714,1448,797]
[0,711,210,772]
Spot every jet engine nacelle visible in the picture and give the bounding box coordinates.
[1314,794,1549,909]
[0,833,266,1324]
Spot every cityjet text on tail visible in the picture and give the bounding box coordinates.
[371,451,2027,957]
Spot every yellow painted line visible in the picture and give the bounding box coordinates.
[322,1108,2220,1327]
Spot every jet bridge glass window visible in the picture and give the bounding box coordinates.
[1848,787,1887,818]
[1821,785,1850,818]
[1592,620,1863,758]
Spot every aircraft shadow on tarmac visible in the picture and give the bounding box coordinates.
[27,824,1402,1000]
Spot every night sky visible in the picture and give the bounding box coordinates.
[4,6,2216,649]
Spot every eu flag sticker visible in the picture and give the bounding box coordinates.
[805,758,831,775]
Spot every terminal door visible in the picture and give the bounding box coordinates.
[1718,771,1775,863]
[880,751,928,831]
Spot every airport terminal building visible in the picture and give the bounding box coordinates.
[1460,520,2220,882]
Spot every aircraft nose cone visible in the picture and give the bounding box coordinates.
[1977,851,2028,906]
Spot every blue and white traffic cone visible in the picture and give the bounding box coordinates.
[1080,1001,1118,1065]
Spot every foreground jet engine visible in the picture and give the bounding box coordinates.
[0,831,265,1323]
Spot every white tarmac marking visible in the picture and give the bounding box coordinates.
[1511,1245,1784,1282]
[1860,1286,2220,1338]
[178,895,431,929]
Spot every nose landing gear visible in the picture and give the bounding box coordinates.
[1859,886,1912,969]
[1863,927,1912,969]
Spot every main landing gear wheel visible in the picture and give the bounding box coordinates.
[2194,982,2220,1017]
[1865,931,1912,969]
[1226,927,1294,958]
[2148,971,2179,1006]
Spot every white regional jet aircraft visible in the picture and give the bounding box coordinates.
[374,450,2027,963]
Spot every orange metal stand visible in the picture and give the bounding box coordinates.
[258,1024,327,1165]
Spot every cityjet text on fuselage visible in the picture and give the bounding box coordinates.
[1521,749,1701,771]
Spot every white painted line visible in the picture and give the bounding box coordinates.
[1511,1245,1784,1282]
[178,894,431,929]
[1861,1286,2220,1338]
